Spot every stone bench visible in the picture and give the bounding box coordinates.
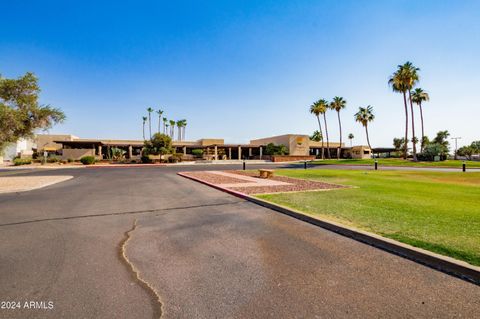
[259,169,274,179]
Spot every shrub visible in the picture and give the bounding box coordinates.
[418,143,447,161]
[169,153,183,163]
[13,158,32,166]
[67,158,74,163]
[109,147,126,161]
[80,156,96,165]
[264,143,288,155]
[191,149,204,157]
[141,155,152,164]
[46,156,60,163]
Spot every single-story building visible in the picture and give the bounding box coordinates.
[1,133,374,162]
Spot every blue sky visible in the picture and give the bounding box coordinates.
[1,0,479,147]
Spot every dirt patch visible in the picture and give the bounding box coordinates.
[0,176,73,193]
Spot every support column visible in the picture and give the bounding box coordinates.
[228,147,232,160]
[249,147,252,157]
[98,145,102,158]
[259,146,263,160]
[238,146,242,160]
[128,145,133,159]
[207,147,210,160]
[214,145,218,160]
[183,146,187,156]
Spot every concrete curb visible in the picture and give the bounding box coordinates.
[177,171,480,285]
[311,163,480,171]
[86,164,167,168]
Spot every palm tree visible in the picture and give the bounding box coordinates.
[142,116,147,140]
[169,120,176,138]
[146,107,154,139]
[181,119,187,140]
[348,133,354,147]
[389,65,410,159]
[389,62,420,160]
[162,117,168,135]
[310,130,322,142]
[404,62,420,161]
[157,109,163,133]
[309,100,325,159]
[411,88,430,152]
[319,99,331,159]
[330,96,347,159]
[176,120,182,141]
[354,106,375,152]
[165,123,169,137]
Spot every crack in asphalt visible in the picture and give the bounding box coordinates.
[119,219,163,319]
[0,200,246,227]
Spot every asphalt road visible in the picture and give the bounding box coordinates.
[0,166,479,318]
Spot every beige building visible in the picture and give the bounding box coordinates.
[29,133,372,161]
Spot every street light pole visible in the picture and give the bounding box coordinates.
[451,137,461,160]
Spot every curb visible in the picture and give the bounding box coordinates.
[177,171,480,285]
[85,164,167,168]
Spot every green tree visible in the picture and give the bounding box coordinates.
[0,72,65,153]
[354,106,375,152]
[147,107,154,139]
[310,130,322,142]
[393,137,407,156]
[457,141,480,160]
[264,143,288,155]
[330,96,347,159]
[143,133,173,156]
[457,146,474,160]
[348,133,354,147]
[142,116,147,140]
[411,88,430,152]
[432,130,450,154]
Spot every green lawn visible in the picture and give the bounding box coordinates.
[310,158,480,168]
[257,169,480,266]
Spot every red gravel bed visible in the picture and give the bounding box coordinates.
[228,171,344,194]
[180,171,247,184]
[181,170,344,195]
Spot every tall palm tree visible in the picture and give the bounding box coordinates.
[157,109,163,133]
[319,99,331,159]
[162,117,168,135]
[165,123,169,137]
[389,65,410,159]
[309,100,325,159]
[142,116,147,140]
[330,96,347,159]
[411,88,430,152]
[354,106,375,152]
[146,107,154,139]
[176,120,183,141]
[404,62,420,161]
[181,119,187,140]
[389,62,420,160]
[348,133,354,147]
[169,120,176,138]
